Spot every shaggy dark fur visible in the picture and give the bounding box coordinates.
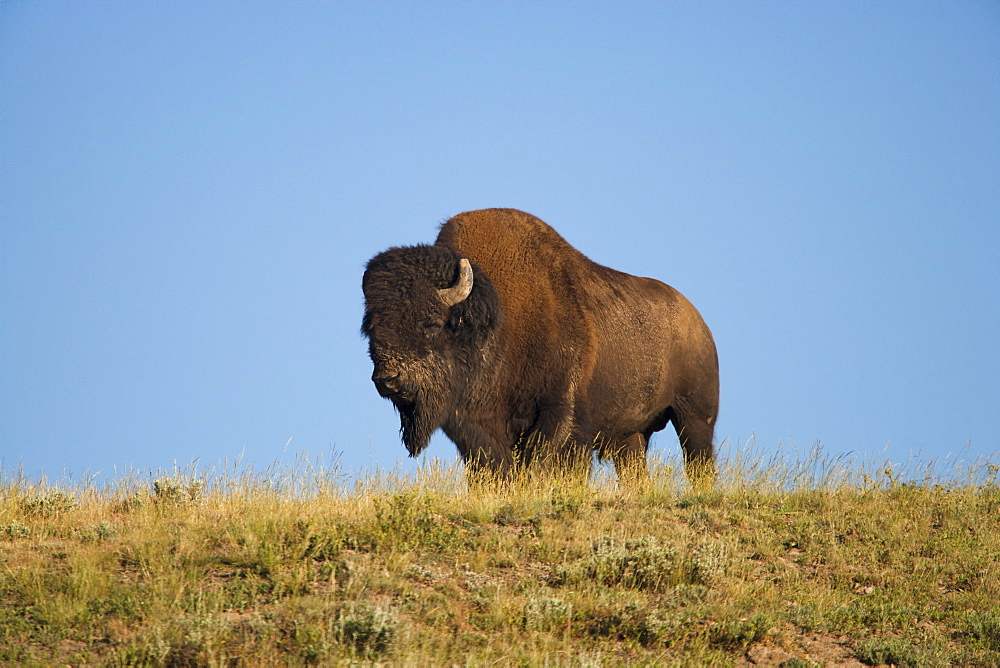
[362,209,719,483]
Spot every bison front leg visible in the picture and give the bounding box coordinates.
[518,382,593,477]
[463,445,514,487]
[519,430,591,479]
[444,419,516,486]
[608,433,651,490]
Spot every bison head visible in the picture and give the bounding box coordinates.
[361,244,502,457]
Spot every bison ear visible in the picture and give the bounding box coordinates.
[448,261,502,341]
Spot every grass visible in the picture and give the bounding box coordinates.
[1,446,998,666]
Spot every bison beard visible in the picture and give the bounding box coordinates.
[361,209,719,485]
[396,396,438,458]
[386,356,459,458]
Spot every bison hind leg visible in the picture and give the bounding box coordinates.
[667,401,717,487]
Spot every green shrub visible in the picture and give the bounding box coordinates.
[335,602,398,656]
[1,520,30,539]
[524,596,573,631]
[964,609,1000,651]
[579,536,680,592]
[560,535,730,592]
[21,490,77,517]
[152,477,203,504]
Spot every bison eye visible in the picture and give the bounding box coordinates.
[419,318,445,338]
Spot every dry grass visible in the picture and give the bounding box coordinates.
[1,446,998,666]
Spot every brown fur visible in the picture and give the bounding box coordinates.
[362,208,718,483]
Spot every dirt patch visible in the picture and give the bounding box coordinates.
[741,627,877,667]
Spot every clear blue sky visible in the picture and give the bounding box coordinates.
[2,2,998,482]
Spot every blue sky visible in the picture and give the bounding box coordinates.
[2,2,998,482]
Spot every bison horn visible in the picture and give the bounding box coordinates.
[438,258,474,307]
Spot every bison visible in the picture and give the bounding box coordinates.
[361,208,719,484]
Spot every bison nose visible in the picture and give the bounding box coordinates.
[372,372,402,397]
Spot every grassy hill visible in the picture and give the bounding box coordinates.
[1,450,998,666]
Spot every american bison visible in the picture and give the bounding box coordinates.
[362,208,718,484]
